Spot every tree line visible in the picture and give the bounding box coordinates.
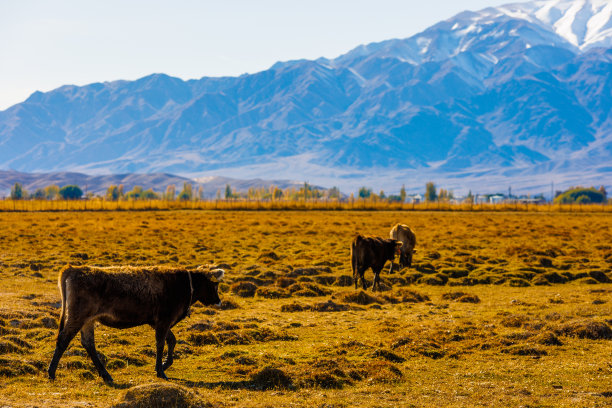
[7,182,340,201]
[7,181,610,204]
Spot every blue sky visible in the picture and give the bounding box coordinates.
[0,0,528,110]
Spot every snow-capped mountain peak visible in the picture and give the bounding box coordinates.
[506,0,612,49]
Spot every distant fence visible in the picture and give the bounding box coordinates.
[0,199,610,212]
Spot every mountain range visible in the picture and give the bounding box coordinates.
[0,170,312,198]
[1,0,611,195]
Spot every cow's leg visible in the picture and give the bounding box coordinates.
[155,325,170,379]
[48,322,81,380]
[373,268,382,291]
[359,267,369,290]
[162,330,176,370]
[80,321,113,383]
[352,254,359,289]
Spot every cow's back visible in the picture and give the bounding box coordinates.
[61,265,184,325]
[390,224,416,248]
[353,235,389,266]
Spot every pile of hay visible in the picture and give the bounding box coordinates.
[340,291,383,305]
[112,383,211,408]
[249,366,294,390]
[441,291,480,303]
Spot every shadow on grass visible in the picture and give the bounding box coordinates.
[106,381,133,390]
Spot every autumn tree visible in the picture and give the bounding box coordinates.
[425,182,437,202]
[59,185,83,200]
[10,183,25,200]
[165,185,176,201]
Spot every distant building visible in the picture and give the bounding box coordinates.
[406,194,422,204]
[475,195,488,204]
[489,195,505,204]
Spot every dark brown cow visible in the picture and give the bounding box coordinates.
[48,264,223,383]
[351,235,402,291]
[390,223,417,268]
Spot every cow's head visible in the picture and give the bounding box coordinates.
[386,240,403,261]
[196,268,224,306]
[401,248,416,268]
[394,241,403,256]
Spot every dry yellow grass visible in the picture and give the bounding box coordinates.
[0,210,610,407]
[1,198,611,212]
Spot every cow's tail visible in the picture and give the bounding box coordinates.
[57,267,69,334]
[351,235,362,281]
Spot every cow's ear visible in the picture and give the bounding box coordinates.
[209,268,225,281]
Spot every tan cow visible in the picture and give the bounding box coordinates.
[390,223,416,268]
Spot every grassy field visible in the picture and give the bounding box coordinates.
[0,210,610,407]
[1,198,612,213]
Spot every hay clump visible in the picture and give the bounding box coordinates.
[230,282,257,297]
[106,359,127,370]
[287,283,331,297]
[390,336,411,349]
[311,300,351,312]
[538,257,554,268]
[415,344,445,359]
[275,277,296,288]
[256,287,290,299]
[249,366,294,390]
[531,275,551,286]
[0,358,38,377]
[441,291,480,303]
[280,300,351,312]
[507,278,531,287]
[112,383,209,408]
[542,272,567,284]
[281,302,307,312]
[187,332,219,346]
[340,291,383,305]
[258,251,280,262]
[500,314,529,328]
[372,349,405,363]
[558,320,612,340]
[440,268,469,279]
[301,371,345,389]
[417,273,448,286]
[218,299,239,310]
[361,361,403,383]
[314,275,336,285]
[536,331,563,346]
[0,340,26,355]
[335,275,353,287]
[230,282,258,297]
[589,270,611,283]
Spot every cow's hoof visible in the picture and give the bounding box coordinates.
[102,374,114,384]
[48,372,56,381]
[157,372,168,380]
